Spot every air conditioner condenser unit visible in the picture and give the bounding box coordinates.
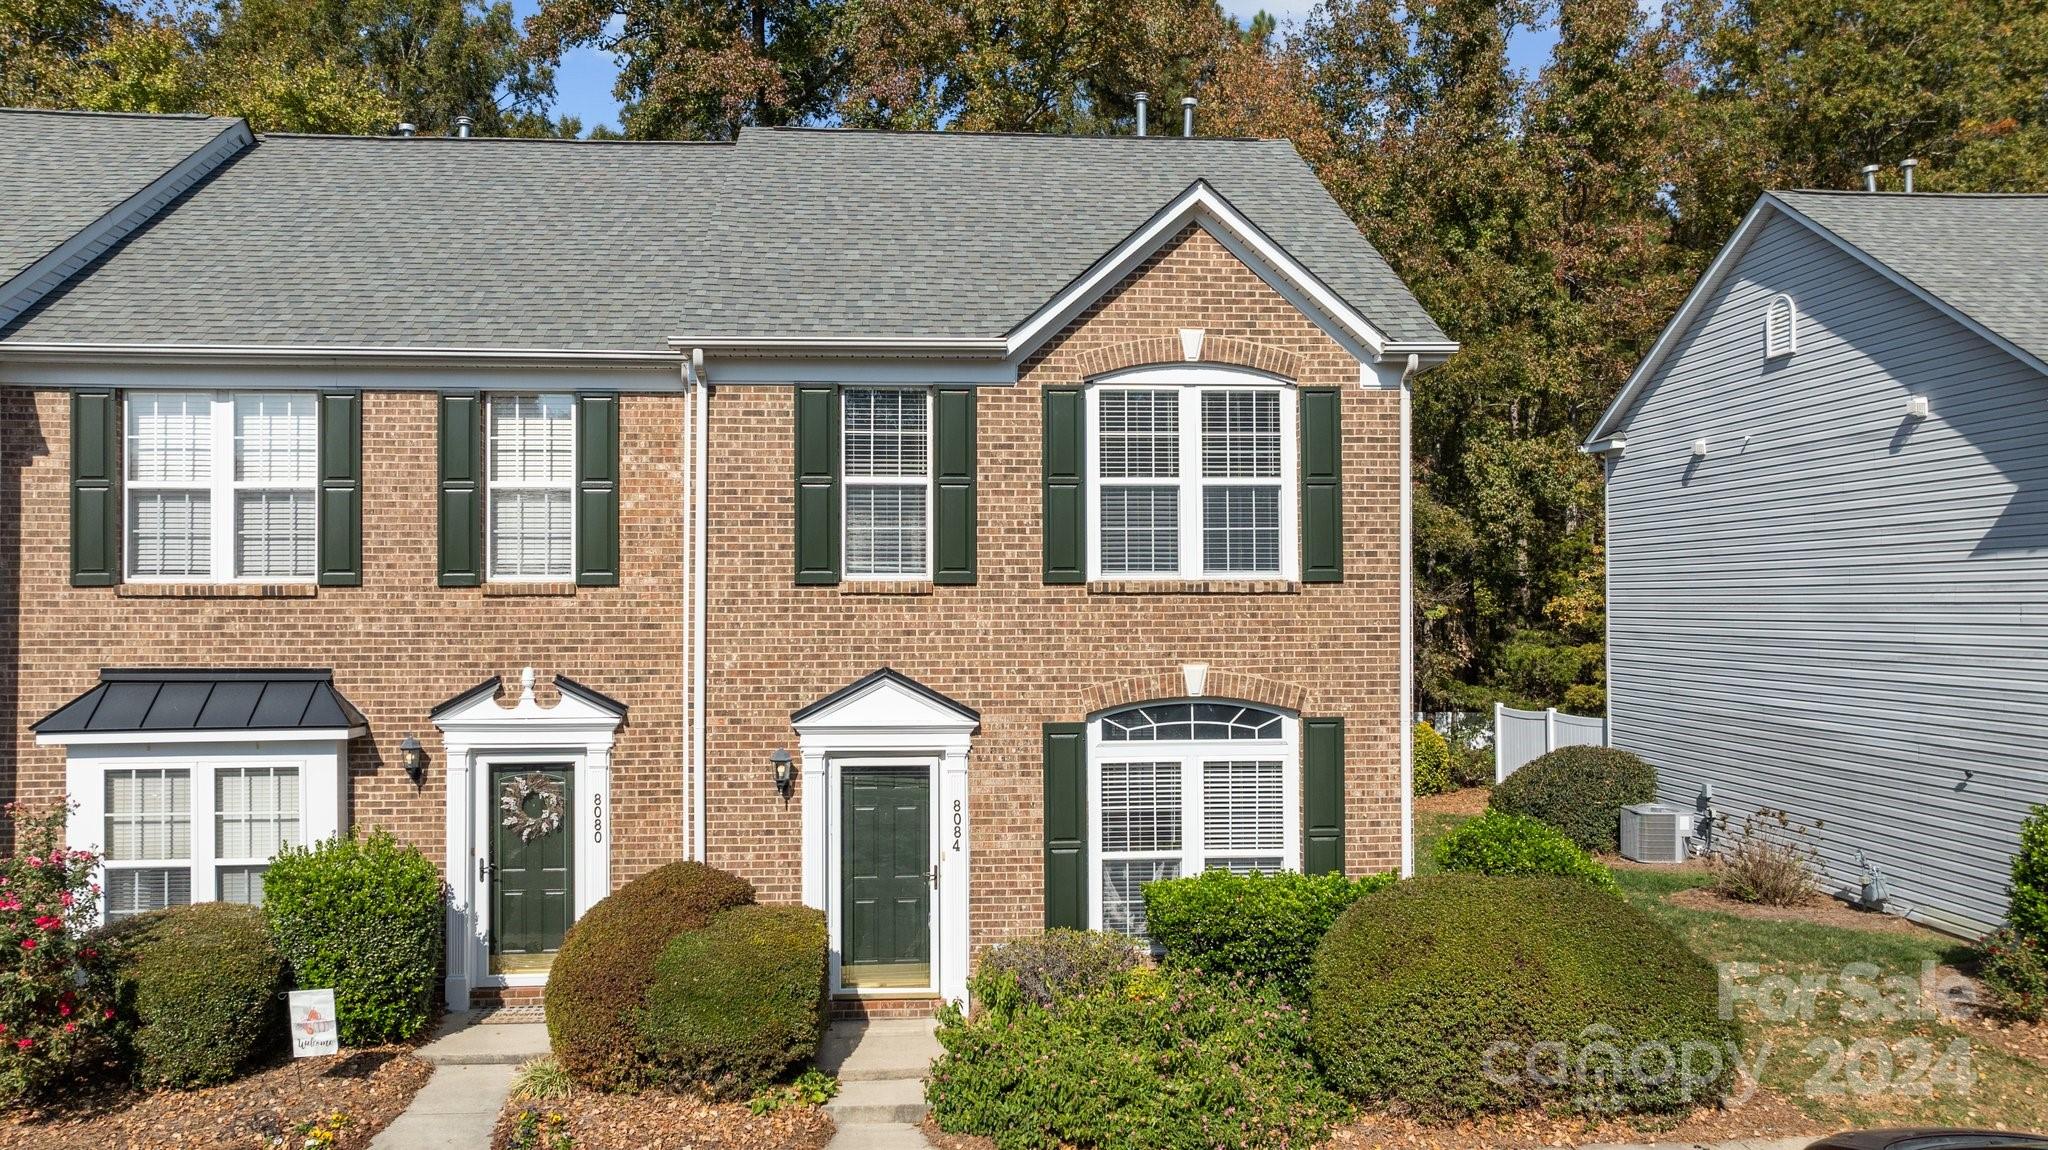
[1620,803,1694,864]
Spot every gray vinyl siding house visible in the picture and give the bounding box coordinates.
[1585,190,2048,937]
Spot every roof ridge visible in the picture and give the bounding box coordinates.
[255,131,735,147]
[747,125,1281,144]
[1778,188,2048,200]
[0,106,232,123]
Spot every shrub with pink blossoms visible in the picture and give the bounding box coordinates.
[0,801,123,1105]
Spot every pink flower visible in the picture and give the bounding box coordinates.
[57,1003,70,1017]
[19,939,35,950]
[62,1023,74,1034]
[58,892,73,908]
[32,916,61,932]
[14,1039,30,1051]
[102,1010,114,1020]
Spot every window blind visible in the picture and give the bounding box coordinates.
[487,394,575,579]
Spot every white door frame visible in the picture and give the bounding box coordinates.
[470,752,588,990]
[825,755,943,997]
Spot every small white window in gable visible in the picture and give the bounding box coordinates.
[1765,294,1797,359]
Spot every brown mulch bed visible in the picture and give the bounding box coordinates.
[1664,885,1945,936]
[1415,786,1492,817]
[0,1047,432,1150]
[492,1090,834,1150]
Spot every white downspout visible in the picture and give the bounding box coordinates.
[1398,353,1417,878]
[691,348,709,864]
[679,358,696,860]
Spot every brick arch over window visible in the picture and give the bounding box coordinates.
[1073,335,1302,382]
[1079,669,1310,716]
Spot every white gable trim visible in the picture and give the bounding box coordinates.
[1585,194,2048,447]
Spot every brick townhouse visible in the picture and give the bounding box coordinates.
[0,107,1455,1011]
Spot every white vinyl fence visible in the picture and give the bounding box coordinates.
[1493,704,1608,782]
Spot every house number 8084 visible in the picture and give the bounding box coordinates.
[951,800,962,852]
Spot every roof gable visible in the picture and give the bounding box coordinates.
[791,668,979,731]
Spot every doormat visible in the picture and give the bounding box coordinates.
[471,1005,547,1025]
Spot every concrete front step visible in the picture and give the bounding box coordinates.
[825,1077,930,1126]
[415,1016,551,1066]
[817,1018,942,1083]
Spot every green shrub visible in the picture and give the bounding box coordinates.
[545,861,753,1090]
[262,830,443,1047]
[636,904,827,1100]
[1980,927,2048,1022]
[1144,869,1395,1002]
[973,929,1139,1011]
[1432,810,1619,893]
[1309,874,1738,1118]
[1489,745,1656,854]
[1413,722,1452,796]
[104,903,287,1087]
[2010,804,2048,944]
[928,967,1345,1150]
[1449,741,1493,789]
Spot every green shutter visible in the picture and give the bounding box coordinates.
[575,393,620,586]
[1301,387,1343,583]
[316,392,362,587]
[933,387,977,585]
[438,393,483,587]
[794,385,840,585]
[70,390,118,587]
[1042,386,1085,583]
[1303,717,1345,875]
[1043,722,1088,928]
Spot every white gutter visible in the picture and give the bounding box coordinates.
[0,342,682,368]
[668,336,1008,358]
[691,348,710,864]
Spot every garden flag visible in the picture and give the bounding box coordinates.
[289,989,340,1058]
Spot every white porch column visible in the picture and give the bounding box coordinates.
[442,744,474,1011]
[581,749,612,909]
[938,748,971,1006]
[800,749,829,911]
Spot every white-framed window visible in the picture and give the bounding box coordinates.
[487,393,575,580]
[1088,701,1299,938]
[1086,368,1297,581]
[1765,293,1798,358]
[125,392,318,582]
[98,761,307,921]
[842,387,932,579]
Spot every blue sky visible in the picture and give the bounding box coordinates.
[520,1,1561,135]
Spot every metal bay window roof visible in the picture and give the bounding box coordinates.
[33,669,367,737]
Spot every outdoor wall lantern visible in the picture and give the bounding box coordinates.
[399,735,426,787]
[770,747,795,797]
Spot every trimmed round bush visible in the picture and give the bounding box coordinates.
[105,903,287,1087]
[1433,810,1619,892]
[1144,868,1394,1002]
[636,904,828,1099]
[928,967,1344,1150]
[545,861,754,1089]
[1413,722,1452,796]
[1489,745,1656,854]
[973,929,1140,1010]
[1309,874,1738,1118]
[263,829,443,1046]
[2010,804,2048,943]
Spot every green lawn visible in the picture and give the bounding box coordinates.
[1413,809,2045,1129]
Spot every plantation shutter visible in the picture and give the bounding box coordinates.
[1303,717,1345,875]
[1300,387,1343,583]
[1043,721,1088,929]
[1042,386,1085,583]
[574,393,620,586]
[316,393,361,586]
[933,386,977,585]
[437,393,483,587]
[794,385,840,585]
[70,390,119,587]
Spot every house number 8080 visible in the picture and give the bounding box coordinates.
[951,800,962,852]
[593,793,605,843]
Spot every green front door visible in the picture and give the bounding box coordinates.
[841,767,932,989]
[490,765,574,974]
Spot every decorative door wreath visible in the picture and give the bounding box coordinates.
[499,772,567,843]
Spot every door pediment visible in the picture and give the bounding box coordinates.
[791,668,978,735]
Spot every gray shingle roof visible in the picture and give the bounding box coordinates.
[2,125,1445,353]
[1773,190,2048,368]
[0,108,242,284]
[32,669,367,735]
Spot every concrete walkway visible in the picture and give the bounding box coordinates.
[818,1017,941,1150]
[370,1014,550,1149]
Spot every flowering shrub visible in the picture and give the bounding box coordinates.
[1979,926,2048,1022]
[0,800,124,1105]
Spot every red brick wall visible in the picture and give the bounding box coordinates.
[700,226,1405,954]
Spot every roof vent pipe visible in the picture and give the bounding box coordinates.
[1900,157,1918,192]
[397,122,416,137]
[1135,92,1148,137]
[455,115,473,138]
[1182,96,1196,138]
[1861,163,1880,192]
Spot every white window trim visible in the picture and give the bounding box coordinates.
[1084,367,1299,582]
[840,386,935,581]
[123,391,319,585]
[61,739,348,925]
[1084,706,1301,937]
[484,392,578,583]
[1765,294,1798,359]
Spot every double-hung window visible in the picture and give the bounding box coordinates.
[99,762,305,921]
[1086,369,1296,581]
[842,388,932,578]
[126,392,318,581]
[487,393,575,580]
[1089,701,1298,938]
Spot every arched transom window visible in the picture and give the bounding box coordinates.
[1088,700,1299,937]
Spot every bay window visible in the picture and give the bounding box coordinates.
[487,393,576,580]
[1088,701,1299,938]
[1086,369,1297,581]
[97,761,306,921]
[842,387,932,578]
[126,392,317,582]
